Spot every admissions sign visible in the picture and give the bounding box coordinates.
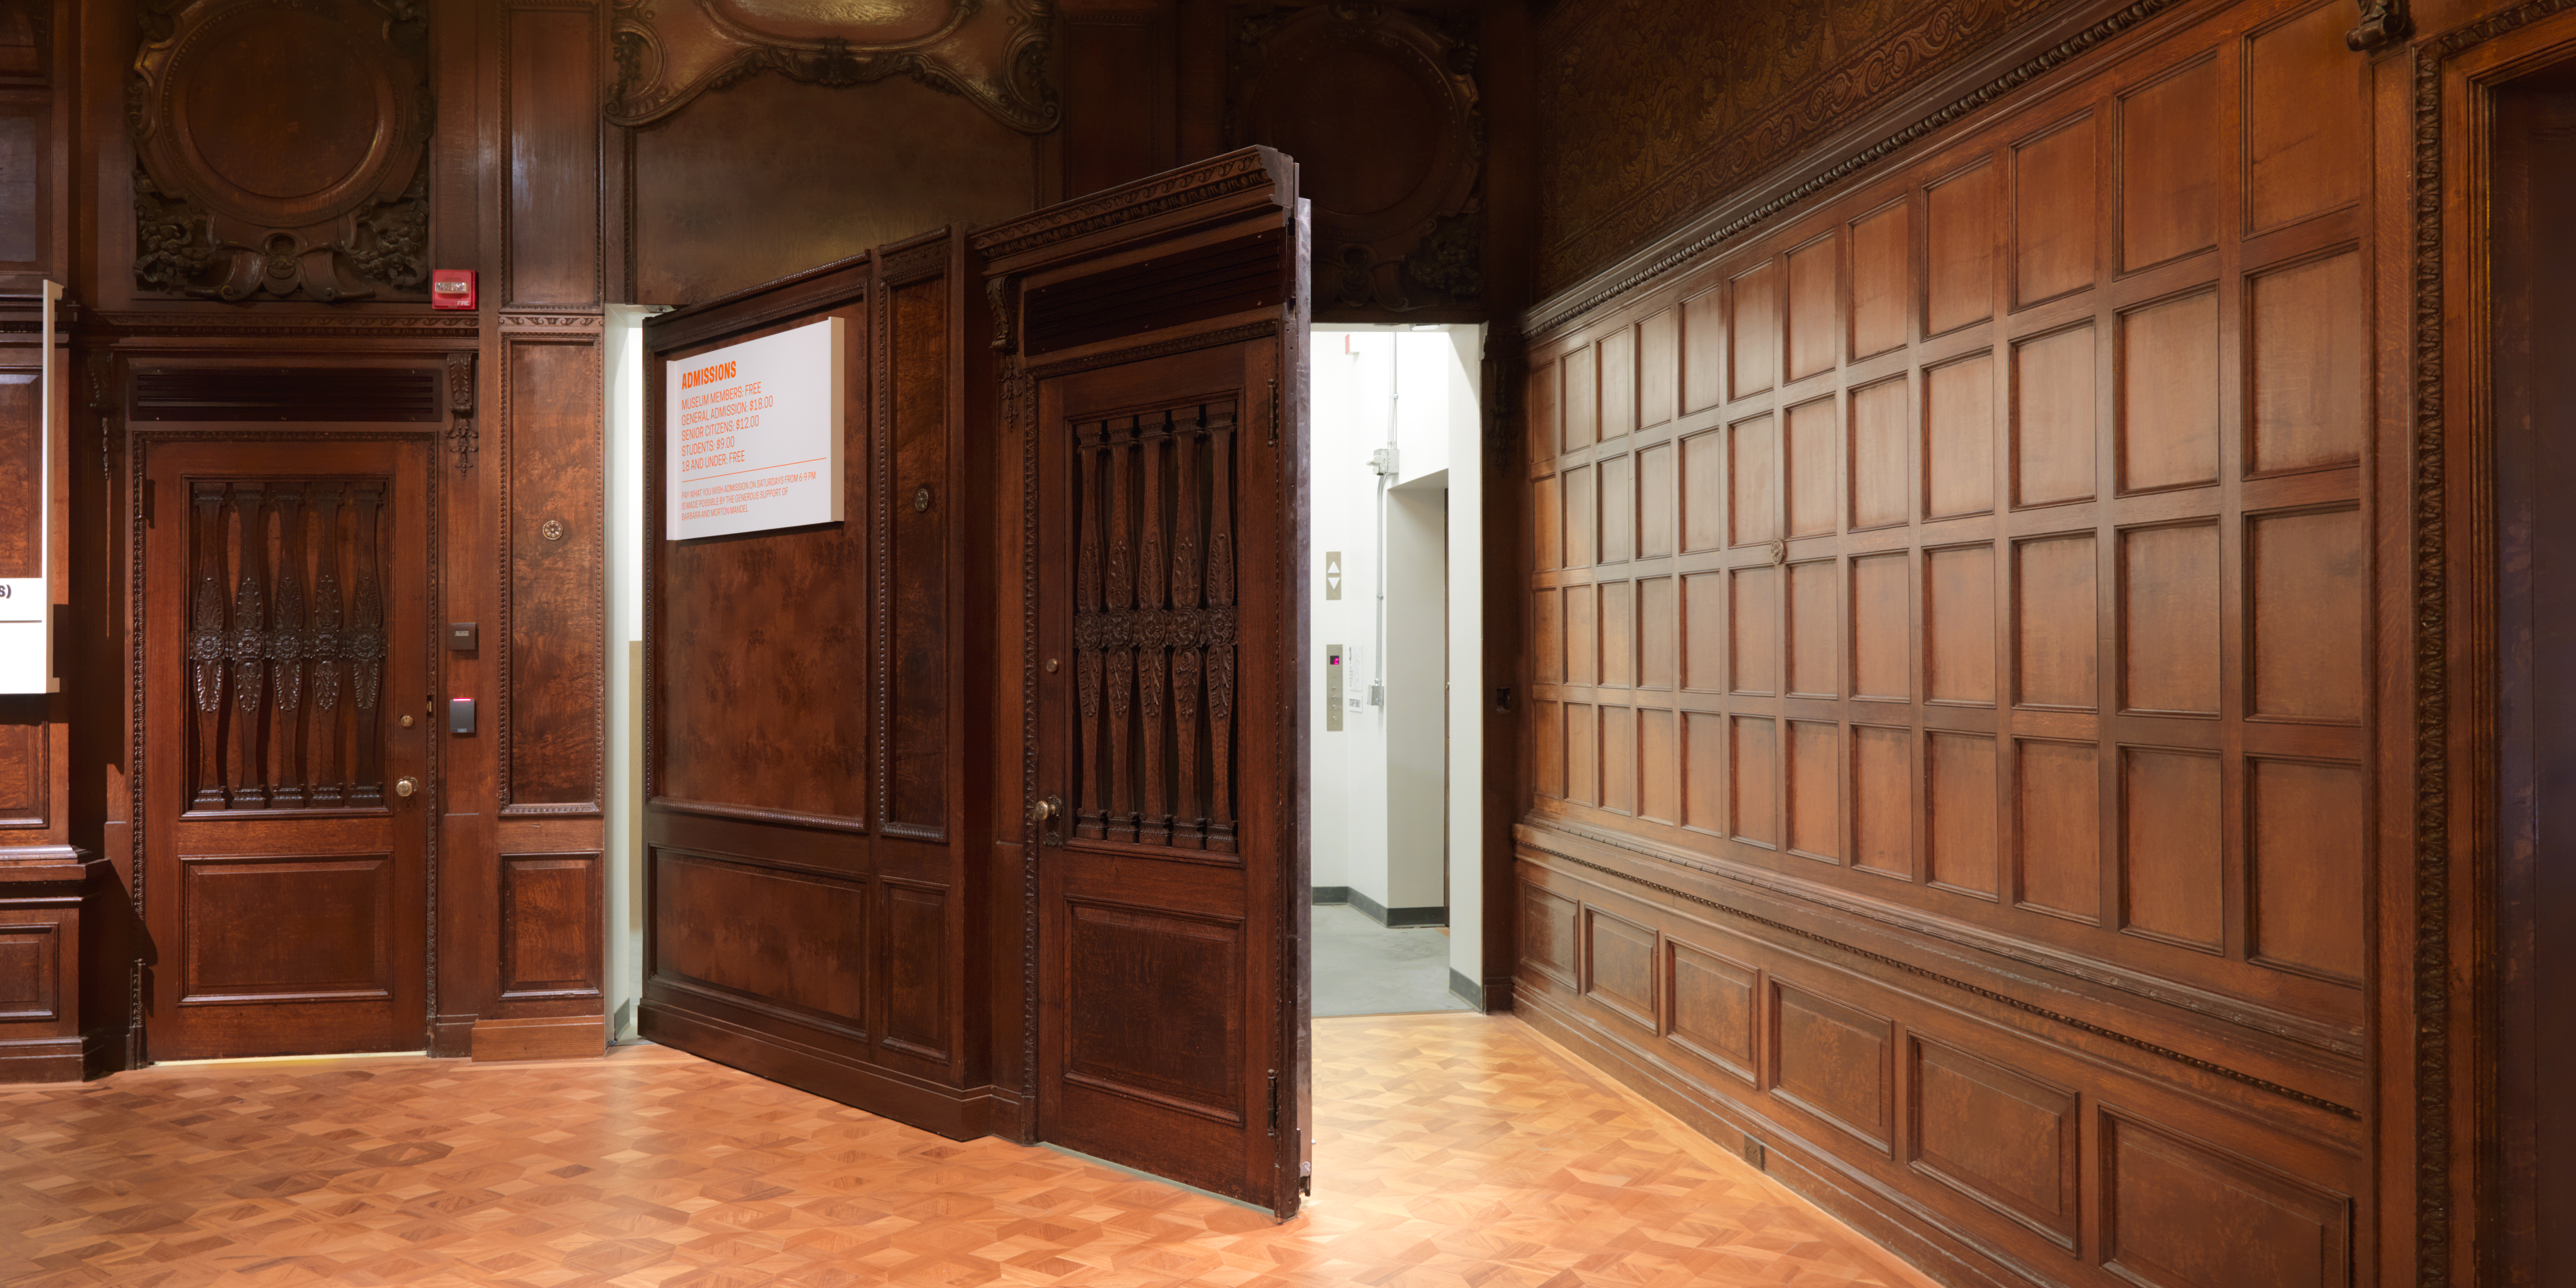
[666,316,844,539]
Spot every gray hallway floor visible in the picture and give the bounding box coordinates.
[1311,902,1476,1017]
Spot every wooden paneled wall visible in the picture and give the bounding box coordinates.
[1516,1,2389,1283]
[640,233,1005,1138]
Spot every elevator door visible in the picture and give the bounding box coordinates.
[140,437,434,1060]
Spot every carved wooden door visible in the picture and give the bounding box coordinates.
[140,438,433,1060]
[1001,149,1310,1216]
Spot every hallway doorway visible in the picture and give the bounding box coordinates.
[1305,325,1483,1019]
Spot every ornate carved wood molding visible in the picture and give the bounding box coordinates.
[445,352,476,473]
[1525,0,2189,340]
[972,148,1288,263]
[607,0,1059,133]
[2348,0,2409,50]
[130,0,432,302]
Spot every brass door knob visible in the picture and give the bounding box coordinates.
[394,776,418,798]
[1030,795,1058,827]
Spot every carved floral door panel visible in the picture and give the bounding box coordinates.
[141,438,433,1061]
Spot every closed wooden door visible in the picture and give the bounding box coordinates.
[140,438,433,1060]
[1012,154,1310,1216]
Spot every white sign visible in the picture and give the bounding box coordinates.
[0,579,42,695]
[666,316,844,539]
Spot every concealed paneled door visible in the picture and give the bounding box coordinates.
[1000,147,1310,1217]
[141,439,433,1060]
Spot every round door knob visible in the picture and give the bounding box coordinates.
[1030,796,1057,826]
[394,777,418,798]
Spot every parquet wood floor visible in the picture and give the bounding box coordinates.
[0,1013,1935,1288]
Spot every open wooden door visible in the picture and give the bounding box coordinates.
[979,148,1311,1215]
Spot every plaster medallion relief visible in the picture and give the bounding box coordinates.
[609,0,1057,133]
[1229,2,1482,315]
[130,0,431,302]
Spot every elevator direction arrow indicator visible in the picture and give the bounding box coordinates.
[1325,550,1342,600]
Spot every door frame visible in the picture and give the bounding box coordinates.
[982,146,1313,1214]
[126,426,446,1062]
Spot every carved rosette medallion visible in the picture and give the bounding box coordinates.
[130,0,432,301]
[608,0,1059,133]
[1229,2,1482,314]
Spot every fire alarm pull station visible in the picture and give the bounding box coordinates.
[431,269,476,311]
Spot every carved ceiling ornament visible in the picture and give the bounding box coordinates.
[130,0,431,302]
[1229,2,1482,315]
[607,0,1059,132]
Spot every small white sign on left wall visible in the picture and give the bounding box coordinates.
[665,315,844,540]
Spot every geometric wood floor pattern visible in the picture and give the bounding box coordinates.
[0,1013,1934,1288]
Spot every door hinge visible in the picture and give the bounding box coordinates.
[1267,1069,1279,1135]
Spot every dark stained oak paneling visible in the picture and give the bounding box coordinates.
[1926,732,1998,897]
[1520,883,1578,986]
[1582,905,1657,1027]
[0,922,57,1022]
[653,851,872,1032]
[1909,1040,2079,1247]
[883,881,949,1060]
[2121,748,2222,950]
[2118,58,2224,273]
[2248,252,2366,476]
[506,7,600,307]
[2016,740,2101,920]
[2247,758,2363,982]
[178,855,394,1003]
[1926,545,1996,704]
[1666,938,1757,1080]
[1926,160,1999,336]
[2101,1115,2349,1288]
[1785,399,1836,540]
[1850,378,1910,532]
[1787,235,1837,381]
[2119,291,2221,493]
[500,853,602,1000]
[2243,1,2364,233]
[1732,261,1780,400]
[885,276,949,834]
[2120,523,2221,714]
[2012,115,2097,307]
[2247,507,2364,723]
[2014,534,2097,710]
[508,338,605,810]
[2012,326,2096,509]
[1770,981,1893,1151]
[1925,355,1995,518]
[1849,202,1910,360]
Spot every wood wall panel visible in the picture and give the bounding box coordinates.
[2012,326,2096,509]
[0,921,56,1021]
[1908,1038,2078,1247]
[2117,59,2224,273]
[504,334,604,811]
[644,237,986,1134]
[500,852,602,1000]
[1849,203,1909,360]
[884,275,949,835]
[2011,116,2096,308]
[2118,291,2220,492]
[2248,252,2366,476]
[2243,1,2364,234]
[2101,1115,2348,1288]
[0,106,37,268]
[1925,161,1998,336]
[507,8,600,308]
[652,850,870,1032]
[0,715,40,826]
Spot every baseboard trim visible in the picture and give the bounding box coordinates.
[1345,888,1446,928]
[1517,987,2016,1288]
[470,1015,604,1062]
[1311,885,1350,905]
[1448,968,1484,1011]
[0,1035,86,1084]
[641,999,1000,1142]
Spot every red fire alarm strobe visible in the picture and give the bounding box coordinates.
[431,269,476,311]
